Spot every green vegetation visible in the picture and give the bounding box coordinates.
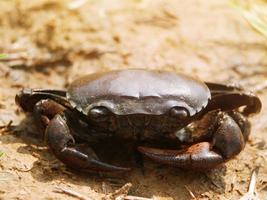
[0,54,7,59]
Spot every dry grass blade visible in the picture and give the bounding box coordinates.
[230,0,267,38]
[54,186,94,200]
[242,10,267,38]
[238,168,259,200]
[184,185,196,199]
[68,0,88,10]
[124,195,152,200]
[253,80,267,92]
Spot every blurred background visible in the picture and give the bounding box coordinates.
[0,0,267,199]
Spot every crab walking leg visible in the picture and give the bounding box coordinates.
[138,112,247,170]
[45,112,130,172]
[205,92,261,116]
[16,88,130,172]
[205,82,244,96]
[15,88,71,112]
[32,99,66,137]
[33,99,66,123]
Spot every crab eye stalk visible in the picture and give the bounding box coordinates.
[88,106,109,121]
[169,107,188,119]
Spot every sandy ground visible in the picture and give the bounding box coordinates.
[0,0,267,199]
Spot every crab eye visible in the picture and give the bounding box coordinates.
[169,107,188,119]
[88,106,109,121]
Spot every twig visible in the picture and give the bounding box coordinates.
[0,120,13,130]
[258,182,267,191]
[12,165,33,172]
[54,186,94,200]
[238,168,260,200]
[104,183,132,200]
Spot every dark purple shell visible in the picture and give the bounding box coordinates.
[67,69,211,116]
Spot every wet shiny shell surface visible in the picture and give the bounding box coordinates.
[67,69,211,116]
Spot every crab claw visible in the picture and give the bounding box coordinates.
[56,145,131,172]
[46,112,130,172]
[138,112,250,170]
[138,142,224,170]
[89,159,131,172]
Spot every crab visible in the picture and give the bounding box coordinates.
[15,69,261,171]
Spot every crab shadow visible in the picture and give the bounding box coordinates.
[2,115,227,199]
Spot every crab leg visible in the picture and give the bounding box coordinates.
[138,112,247,170]
[205,82,244,95]
[45,111,130,172]
[138,142,223,169]
[204,82,261,115]
[15,88,71,112]
[16,90,130,172]
[206,92,261,116]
